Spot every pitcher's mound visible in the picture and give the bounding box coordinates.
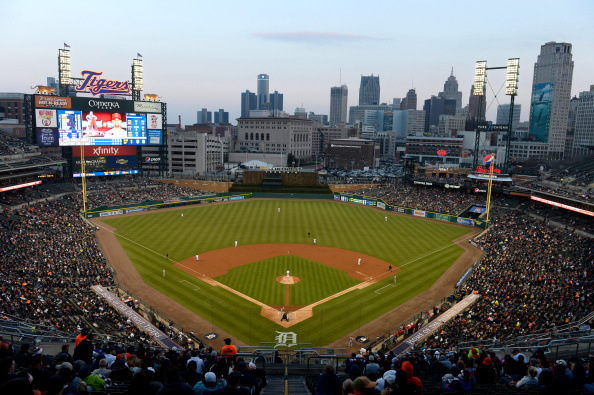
[276,275,300,284]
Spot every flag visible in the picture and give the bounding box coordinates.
[137,53,143,58]
[64,43,70,48]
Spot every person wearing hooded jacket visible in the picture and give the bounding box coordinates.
[401,361,423,393]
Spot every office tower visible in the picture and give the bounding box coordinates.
[197,108,212,124]
[257,74,270,110]
[393,110,425,139]
[330,85,348,125]
[400,89,417,110]
[423,96,456,133]
[438,69,463,109]
[529,41,574,158]
[269,90,284,112]
[572,85,594,157]
[496,104,521,130]
[241,90,257,117]
[468,85,486,120]
[294,107,307,119]
[359,75,380,105]
[214,109,229,124]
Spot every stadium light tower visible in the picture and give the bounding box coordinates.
[131,57,143,101]
[472,61,487,170]
[58,48,71,97]
[503,58,519,173]
[472,58,519,173]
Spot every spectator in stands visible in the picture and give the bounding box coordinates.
[92,358,111,378]
[210,356,230,381]
[28,353,51,392]
[350,376,377,394]
[401,361,423,393]
[516,366,539,389]
[473,357,496,384]
[315,364,341,395]
[186,349,205,380]
[110,358,133,382]
[56,344,73,364]
[78,364,106,391]
[183,360,202,388]
[14,343,31,369]
[45,375,65,395]
[0,356,16,386]
[217,371,251,395]
[75,328,88,347]
[194,371,225,394]
[233,360,257,393]
[221,338,237,361]
[157,366,196,394]
[365,355,381,380]
[73,333,94,366]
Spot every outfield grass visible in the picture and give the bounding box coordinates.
[103,199,473,346]
[215,256,361,306]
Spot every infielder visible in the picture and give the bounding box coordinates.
[163,269,166,277]
[313,238,316,244]
[358,258,361,266]
[196,254,199,261]
[235,240,238,247]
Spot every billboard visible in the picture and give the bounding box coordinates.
[36,128,59,146]
[530,82,553,142]
[72,145,138,176]
[33,95,164,147]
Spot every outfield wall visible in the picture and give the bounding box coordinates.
[85,191,486,230]
[333,192,488,230]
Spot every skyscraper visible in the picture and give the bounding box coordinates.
[257,74,269,110]
[359,75,380,105]
[214,109,229,124]
[572,85,594,157]
[529,41,574,158]
[496,104,521,131]
[241,90,257,117]
[438,69,463,109]
[423,96,456,134]
[269,90,284,112]
[400,89,417,110]
[196,108,212,124]
[330,84,348,126]
[468,85,486,120]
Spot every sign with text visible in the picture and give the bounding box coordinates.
[75,70,131,96]
[35,95,72,109]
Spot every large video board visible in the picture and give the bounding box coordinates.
[72,145,139,177]
[33,95,164,147]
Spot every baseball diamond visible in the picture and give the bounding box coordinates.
[94,199,481,348]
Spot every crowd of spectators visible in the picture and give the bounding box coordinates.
[0,197,151,342]
[353,184,480,216]
[0,336,267,395]
[414,207,594,354]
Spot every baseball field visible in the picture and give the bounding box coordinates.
[98,199,476,347]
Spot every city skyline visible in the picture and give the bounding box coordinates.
[2,1,593,127]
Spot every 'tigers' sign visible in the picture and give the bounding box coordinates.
[75,70,131,96]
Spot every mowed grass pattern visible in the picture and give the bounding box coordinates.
[103,199,473,346]
[215,256,361,306]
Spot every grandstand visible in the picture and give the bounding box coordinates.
[1,133,594,393]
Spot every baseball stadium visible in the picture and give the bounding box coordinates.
[1,58,593,394]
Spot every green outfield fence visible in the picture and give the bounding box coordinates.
[85,191,486,230]
[332,192,488,230]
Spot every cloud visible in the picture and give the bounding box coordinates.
[253,31,380,44]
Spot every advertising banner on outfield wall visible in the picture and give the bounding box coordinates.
[377,202,386,210]
[413,210,426,217]
[435,213,451,222]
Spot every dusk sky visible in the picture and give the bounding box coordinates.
[3,0,593,126]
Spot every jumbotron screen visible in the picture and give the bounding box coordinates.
[33,95,164,147]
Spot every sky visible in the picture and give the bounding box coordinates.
[2,0,593,126]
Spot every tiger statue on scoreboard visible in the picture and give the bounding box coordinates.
[31,85,57,95]
[143,94,161,102]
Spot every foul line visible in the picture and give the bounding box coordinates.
[375,284,395,294]
[179,280,200,290]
